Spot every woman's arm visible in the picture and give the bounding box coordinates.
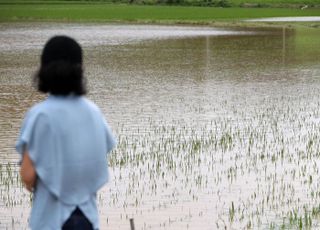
[20,151,37,192]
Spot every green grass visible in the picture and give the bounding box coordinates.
[0,3,320,22]
[1,0,320,5]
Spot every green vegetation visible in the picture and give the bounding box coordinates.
[1,0,320,8]
[0,3,320,23]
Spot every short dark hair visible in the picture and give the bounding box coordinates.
[34,36,86,95]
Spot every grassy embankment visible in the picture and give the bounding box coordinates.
[0,1,319,26]
[1,0,320,7]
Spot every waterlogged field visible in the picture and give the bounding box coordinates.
[1,23,320,229]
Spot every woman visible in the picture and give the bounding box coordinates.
[16,36,116,230]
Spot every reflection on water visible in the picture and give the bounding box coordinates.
[0,23,320,229]
[0,23,251,52]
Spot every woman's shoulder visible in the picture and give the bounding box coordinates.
[25,96,104,122]
[19,100,52,133]
[24,96,66,122]
[26,99,50,117]
[81,97,102,114]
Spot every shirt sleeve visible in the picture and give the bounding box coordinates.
[16,109,37,157]
[102,116,117,154]
[15,110,54,169]
[16,112,29,158]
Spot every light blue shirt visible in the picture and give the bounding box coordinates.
[16,95,116,230]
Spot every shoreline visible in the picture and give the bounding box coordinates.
[1,3,320,28]
[0,19,319,30]
[0,1,320,8]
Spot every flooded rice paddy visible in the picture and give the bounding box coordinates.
[0,23,320,229]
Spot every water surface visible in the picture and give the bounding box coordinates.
[1,23,320,229]
[246,16,320,22]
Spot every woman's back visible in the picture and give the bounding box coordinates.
[16,36,116,230]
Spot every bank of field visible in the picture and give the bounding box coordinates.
[1,0,320,8]
[0,3,320,22]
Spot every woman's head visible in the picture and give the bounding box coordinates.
[35,36,86,95]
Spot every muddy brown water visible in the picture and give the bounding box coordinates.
[1,23,320,229]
